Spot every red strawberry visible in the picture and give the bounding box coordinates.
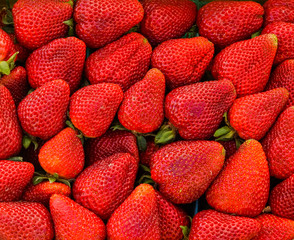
[0,85,22,159]
[85,33,152,92]
[74,0,144,48]
[151,37,214,89]
[38,127,85,179]
[8,33,31,62]
[140,136,159,167]
[50,194,106,240]
[151,140,225,204]
[189,209,261,239]
[140,0,197,46]
[26,37,86,92]
[17,80,70,140]
[0,28,14,61]
[118,68,165,133]
[206,140,270,217]
[12,0,73,50]
[69,83,123,138]
[197,1,264,49]
[211,34,277,97]
[73,153,138,220]
[0,201,54,240]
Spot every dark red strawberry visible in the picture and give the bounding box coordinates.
[219,140,238,159]
[140,136,159,167]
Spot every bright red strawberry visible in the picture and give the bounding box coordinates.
[74,0,144,48]
[211,34,277,97]
[219,140,237,159]
[262,106,294,179]
[151,37,214,89]
[189,209,261,240]
[85,33,152,92]
[38,127,85,179]
[151,140,225,204]
[197,1,264,49]
[8,33,31,62]
[0,201,54,240]
[17,80,70,140]
[50,194,106,240]
[0,85,22,159]
[140,136,159,167]
[206,140,270,217]
[69,83,123,138]
[12,0,73,50]
[0,28,14,61]
[26,37,86,92]
[73,153,138,220]
[140,0,197,46]
[118,68,165,133]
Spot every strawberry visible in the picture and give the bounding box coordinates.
[151,37,214,89]
[118,68,165,133]
[74,0,144,48]
[140,0,197,46]
[85,32,152,92]
[197,1,264,49]
[206,140,270,217]
[73,153,138,220]
[50,194,106,240]
[140,136,159,167]
[38,127,85,179]
[17,80,70,140]
[8,33,31,62]
[262,106,294,179]
[0,201,54,240]
[189,209,261,239]
[69,83,123,138]
[262,21,294,65]
[151,140,225,204]
[0,85,22,159]
[211,34,277,97]
[0,28,14,61]
[26,37,86,93]
[12,0,73,50]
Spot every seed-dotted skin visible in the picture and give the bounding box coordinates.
[17,80,70,140]
[151,37,214,89]
[262,107,294,179]
[197,1,264,49]
[85,33,152,92]
[165,80,236,140]
[189,210,261,240]
[212,34,278,97]
[151,141,225,204]
[0,28,14,61]
[229,88,289,140]
[69,83,123,138]
[74,0,144,48]
[264,0,294,26]
[0,202,54,240]
[26,37,86,93]
[73,153,138,220]
[206,140,270,217]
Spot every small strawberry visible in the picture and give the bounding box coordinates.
[0,28,14,61]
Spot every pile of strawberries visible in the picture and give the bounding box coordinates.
[0,0,294,239]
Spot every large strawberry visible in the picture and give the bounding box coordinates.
[85,32,152,92]
[151,37,214,89]
[74,0,144,48]
[211,34,277,97]
[26,37,86,93]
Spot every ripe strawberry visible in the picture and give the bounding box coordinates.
[8,33,31,62]
[211,34,277,97]
[0,85,22,159]
[50,194,106,240]
[140,0,197,46]
[151,37,214,89]
[0,28,14,61]
[38,127,85,179]
[74,0,144,48]
[206,140,270,217]
[151,140,225,204]
[140,136,159,167]
[197,1,264,49]
[189,209,261,239]
[73,153,138,220]
[17,80,70,140]
[0,201,54,240]
[85,33,152,92]
[12,0,73,50]
[69,83,123,138]
[26,37,86,93]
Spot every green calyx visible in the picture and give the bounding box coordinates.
[7,156,23,162]
[63,18,74,36]
[0,51,19,76]
[182,24,199,38]
[180,225,190,240]
[67,0,74,7]
[33,172,73,187]
[22,134,38,150]
[154,122,177,145]
[136,164,157,188]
